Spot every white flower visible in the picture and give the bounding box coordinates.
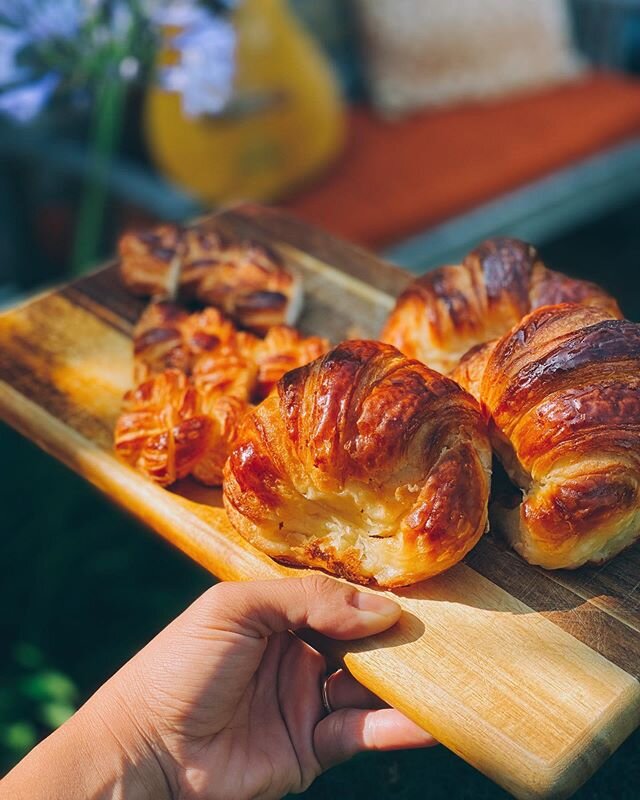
[152,1,211,27]
[161,13,236,117]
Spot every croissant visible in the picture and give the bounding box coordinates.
[119,224,302,334]
[382,237,622,375]
[223,340,492,587]
[114,370,248,486]
[452,303,640,569]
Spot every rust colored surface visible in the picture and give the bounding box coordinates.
[283,73,640,247]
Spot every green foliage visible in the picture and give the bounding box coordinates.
[0,644,79,769]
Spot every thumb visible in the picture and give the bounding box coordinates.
[195,574,402,640]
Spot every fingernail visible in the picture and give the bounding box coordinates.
[352,591,401,618]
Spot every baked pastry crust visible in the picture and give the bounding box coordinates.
[119,224,302,334]
[133,301,239,384]
[223,340,492,587]
[453,303,640,569]
[382,237,622,374]
[114,369,248,487]
[121,303,329,486]
[252,325,329,400]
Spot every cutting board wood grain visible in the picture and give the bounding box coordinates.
[1,205,639,799]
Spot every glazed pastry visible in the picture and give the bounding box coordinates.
[191,391,250,486]
[114,369,248,487]
[223,340,492,587]
[133,302,241,383]
[119,224,302,333]
[124,305,327,485]
[118,225,183,297]
[192,339,259,402]
[453,303,640,569]
[132,301,190,383]
[180,234,303,334]
[382,237,622,374]
[252,326,329,399]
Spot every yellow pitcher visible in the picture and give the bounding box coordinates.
[144,0,345,204]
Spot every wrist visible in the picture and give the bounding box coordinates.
[83,679,175,800]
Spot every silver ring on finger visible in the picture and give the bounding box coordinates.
[321,672,336,716]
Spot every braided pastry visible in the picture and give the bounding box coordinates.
[192,338,259,402]
[114,370,248,487]
[453,304,640,569]
[123,304,329,485]
[252,326,330,400]
[133,302,238,383]
[223,340,491,587]
[382,237,622,374]
[119,224,302,334]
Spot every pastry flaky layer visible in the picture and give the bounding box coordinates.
[223,340,492,587]
[119,224,302,334]
[114,301,329,487]
[382,237,622,375]
[453,304,640,570]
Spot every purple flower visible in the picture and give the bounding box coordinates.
[0,73,59,122]
[0,28,28,86]
[0,0,84,41]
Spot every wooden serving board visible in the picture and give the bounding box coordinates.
[1,205,639,799]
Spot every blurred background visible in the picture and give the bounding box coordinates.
[1,1,639,797]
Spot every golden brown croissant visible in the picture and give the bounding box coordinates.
[114,369,248,487]
[382,238,622,374]
[223,340,492,587]
[119,224,302,334]
[452,303,640,569]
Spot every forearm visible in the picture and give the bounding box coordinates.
[1,682,171,800]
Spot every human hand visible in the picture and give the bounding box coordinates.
[2,575,434,800]
[118,575,435,799]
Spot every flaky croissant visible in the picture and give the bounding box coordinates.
[452,303,640,569]
[119,224,302,334]
[114,370,248,486]
[223,340,492,587]
[382,237,622,374]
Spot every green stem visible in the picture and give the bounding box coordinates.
[70,77,127,275]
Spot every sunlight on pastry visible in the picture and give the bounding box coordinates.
[223,340,492,587]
